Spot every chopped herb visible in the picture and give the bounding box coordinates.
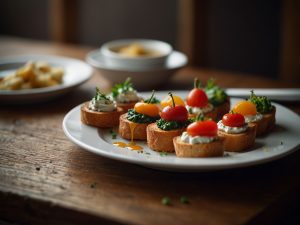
[93,87,110,101]
[280,141,283,145]
[145,152,151,155]
[248,90,273,114]
[127,109,160,124]
[161,197,171,206]
[180,196,189,204]
[156,118,192,131]
[160,152,168,156]
[110,129,117,139]
[205,78,227,106]
[111,77,135,98]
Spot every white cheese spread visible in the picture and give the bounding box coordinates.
[244,113,263,123]
[89,98,116,112]
[217,121,247,134]
[180,131,216,144]
[186,103,214,114]
[115,90,139,103]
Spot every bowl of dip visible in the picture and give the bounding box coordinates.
[99,39,173,70]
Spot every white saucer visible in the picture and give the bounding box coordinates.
[86,50,188,89]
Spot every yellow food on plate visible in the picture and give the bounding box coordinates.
[0,61,64,90]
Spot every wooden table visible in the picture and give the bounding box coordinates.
[0,36,300,225]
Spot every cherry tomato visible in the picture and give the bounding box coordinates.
[134,102,159,117]
[161,95,185,108]
[186,88,208,107]
[161,105,188,122]
[232,101,257,116]
[187,120,218,137]
[222,113,245,127]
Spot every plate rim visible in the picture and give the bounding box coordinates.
[62,94,300,172]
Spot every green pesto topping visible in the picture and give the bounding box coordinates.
[156,118,192,131]
[127,109,160,124]
[161,197,171,206]
[248,90,273,114]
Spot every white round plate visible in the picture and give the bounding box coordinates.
[0,55,93,104]
[62,91,300,172]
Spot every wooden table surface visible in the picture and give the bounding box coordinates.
[0,36,300,225]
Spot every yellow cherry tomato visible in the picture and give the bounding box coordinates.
[232,101,257,116]
[161,95,185,108]
[134,102,160,117]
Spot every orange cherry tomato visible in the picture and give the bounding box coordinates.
[134,102,160,117]
[161,95,185,108]
[232,101,257,116]
[187,120,218,137]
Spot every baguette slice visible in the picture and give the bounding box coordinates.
[81,102,124,128]
[116,101,138,112]
[119,113,149,140]
[189,108,218,121]
[251,107,276,136]
[173,136,224,157]
[215,97,230,119]
[217,123,256,152]
[147,123,186,152]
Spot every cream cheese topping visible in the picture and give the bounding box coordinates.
[89,98,116,112]
[186,103,214,114]
[217,121,248,134]
[180,131,217,144]
[115,90,139,103]
[244,113,263,123]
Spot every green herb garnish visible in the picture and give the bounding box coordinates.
[110,129,117,139]
[180,196,189,204]
[144,96,160,104]
[127,109,160,124]
[159,152,168,156]
[161,197,171,206]
[111,77,135,98]
[248,90,273,114]
[205,78,228,106]
[157,118,192,131]
[93,87,111,101]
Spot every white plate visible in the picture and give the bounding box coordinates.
[86,50,187,89]
[0,55,93,104]
[62,91,300,172]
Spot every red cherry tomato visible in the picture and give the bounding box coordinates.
[187,120,218,137]
[222,113,245,127]
[186,88,208,107]
[161,105,188,122]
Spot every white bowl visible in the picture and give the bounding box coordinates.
[99,39,172,70]
[86,50,187,90]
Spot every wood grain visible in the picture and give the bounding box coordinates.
[0,36,300,225]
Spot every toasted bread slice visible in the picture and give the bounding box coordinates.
[217,123,256,152]
[173,136,224,157]
[116,101,138,112]
[251,107,276,136]
[81,102,124,128]
[189,108,218,121]
[147,123,186,152]
[216,97,230,119]
[119,113,149,140]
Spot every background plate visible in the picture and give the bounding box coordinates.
[0,55,93,104]
[63,92,300,172]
